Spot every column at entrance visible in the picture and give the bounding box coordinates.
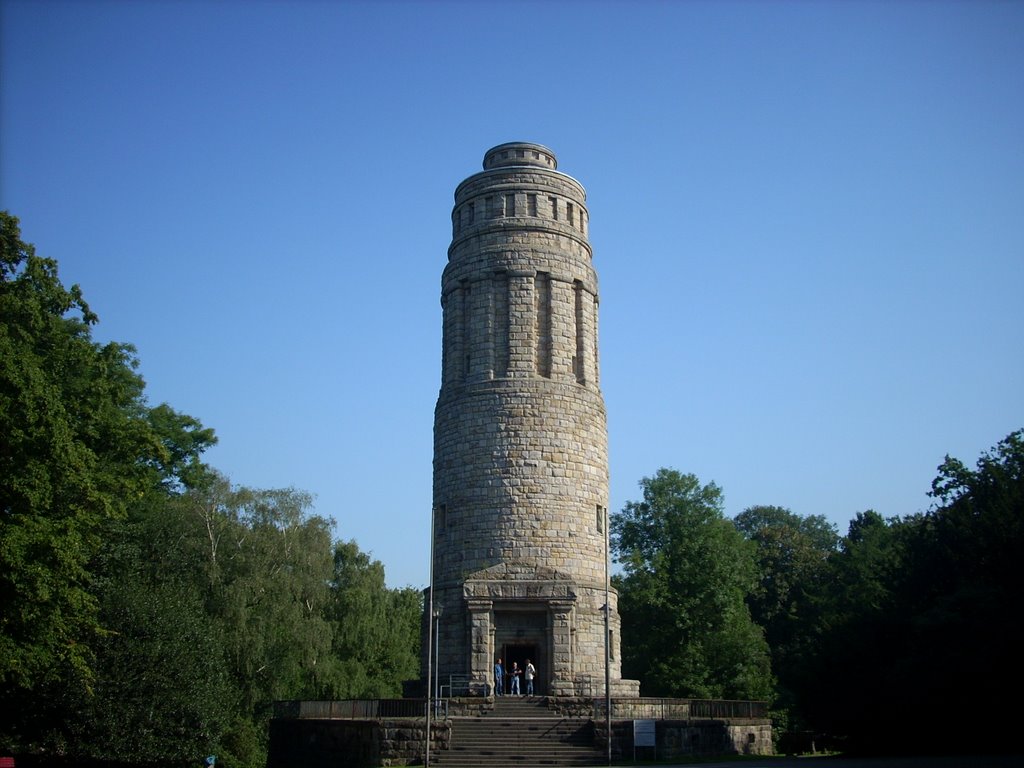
[548,600,575,696]
[467,599,493,696]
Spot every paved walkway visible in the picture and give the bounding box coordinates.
[649,757,1021,768]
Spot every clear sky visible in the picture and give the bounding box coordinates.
[2,0,1022,588]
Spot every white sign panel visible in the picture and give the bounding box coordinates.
[633,719,656,747]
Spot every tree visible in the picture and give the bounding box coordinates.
[890,430,1024,747]
[1,211,220,757]
[324,540,421,698]
[93,476,338,768]
[733,505,838,716]
[178,478,337,713]
[76,576,233,766]
[798,430,1024,754]
[1,211,177,694]
[795,509,905,749]
[733,506,838,635]
[612,469,773,700]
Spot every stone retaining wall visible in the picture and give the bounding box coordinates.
[597,719,774,760]
[267,718,449,768]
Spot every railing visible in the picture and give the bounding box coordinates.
[274,696,768,721]
[274,699,429,719]
[689,699,767,719]
[438,674,474,698]
[593,698,768,721]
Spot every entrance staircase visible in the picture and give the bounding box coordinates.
[434,696,602,767]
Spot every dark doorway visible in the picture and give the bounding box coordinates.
[503,643,538,695]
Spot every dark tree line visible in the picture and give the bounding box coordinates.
[613,432,1023,755]
[1,212,422,767]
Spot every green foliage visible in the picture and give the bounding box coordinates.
[324,540,422,698]
[794,509,905,746]
[0,212,421,766]
[612,468,774,700]
[76,577,233,765]
[733,506,838,717]
[733,506,838,632]
[795,430,1024,753]
[1,210,164,695]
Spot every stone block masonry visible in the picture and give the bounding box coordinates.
[425,142,638,697]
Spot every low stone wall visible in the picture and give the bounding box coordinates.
[596,719,773,760]
[445,697,493,717]
[267,717,450,768]
[268,697,772,766]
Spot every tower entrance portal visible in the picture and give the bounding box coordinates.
[461,562,579,696]
[495,609,545,695]
[502,643,538,695]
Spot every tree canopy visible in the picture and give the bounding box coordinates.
[793,431,1024,753]
[0,212,421,767]
[1,210,206,694]
[612,468,774,700]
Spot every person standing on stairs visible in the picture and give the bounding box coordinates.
[494,658,504,696]
[525,659,536,696]
[510,662,521,695]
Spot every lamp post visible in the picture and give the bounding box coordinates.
[433,606,443,715]
[425,511,435,768]
[605,505,611,765]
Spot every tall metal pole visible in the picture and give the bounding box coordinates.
[434,607,442,714]
[425,511,435,768]
[605,505,612,765]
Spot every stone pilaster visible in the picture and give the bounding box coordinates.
[467,599,492,695]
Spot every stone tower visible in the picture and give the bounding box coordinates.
[427,142,638,698]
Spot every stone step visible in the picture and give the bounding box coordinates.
[435,716,602,767]
[488,696,559,717]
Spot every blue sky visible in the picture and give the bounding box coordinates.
[3,0,1022,588]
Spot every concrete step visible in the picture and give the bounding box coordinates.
[435,716,602,767]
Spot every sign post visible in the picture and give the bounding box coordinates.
[633,719,656,763]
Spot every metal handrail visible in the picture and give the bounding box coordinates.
[274,696,768,721]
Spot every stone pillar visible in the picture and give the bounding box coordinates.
[467,599,492,695]
[549,600,575,696]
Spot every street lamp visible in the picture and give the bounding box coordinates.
[605,505,611,765]
[433,606,443,715]
[425,511,435,768]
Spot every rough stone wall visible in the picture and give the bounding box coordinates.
[267,718,450,768]
[598,720,774,761]
[426,142,632,694]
